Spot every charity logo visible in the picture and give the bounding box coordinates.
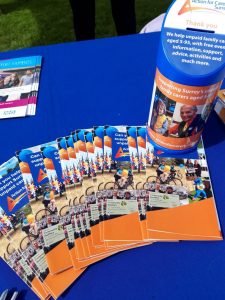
[7,192,27,212]
[115,147,130,158]
[37,168,48,183]
[156,150,164,155]
[178,0,219,15]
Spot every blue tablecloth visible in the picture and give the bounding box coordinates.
[0,32,225,300]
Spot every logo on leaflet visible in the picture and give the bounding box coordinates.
[7,192,27,212]
[115,147,129,159]
[178,0,219,15]
[156,150,164,155]
[37,168,48,183]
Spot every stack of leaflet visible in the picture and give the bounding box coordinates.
[0,56,42,119]
[0,125,222,299]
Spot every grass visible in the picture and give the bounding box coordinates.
[0,0,172,52]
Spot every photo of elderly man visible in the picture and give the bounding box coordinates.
[168,104,205,138]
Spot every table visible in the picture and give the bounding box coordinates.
[0,32,225,300]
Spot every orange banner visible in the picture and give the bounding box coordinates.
[148,127,202,151]
[155,69,221,106]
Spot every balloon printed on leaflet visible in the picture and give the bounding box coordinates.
[106,126,118,138]
[95,126,104,139]
[18,149,32,162]
[86,142,94,153]
[77,130,85,142]
[59,148,69,160]
[127,136,136,148]
[44,158,55,170]
[104,136,112,148]
[138,127,146,139]
[127,127,136,139]
[19,162,31,174]
[42,146,56,159]
[137,136,146,149]
[94,136,102,148]
[86,132,93,143]
[67,147,76,159]
[77,140,86,152]
[59,138,67,150]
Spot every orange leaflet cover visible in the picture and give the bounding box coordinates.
[144,137,222,241]
[83,218,136,256]
[106,241,138,247]
[21,238,85,299]
[75,203,130,258]
[100,196,145,247]
[70,227,148,268]
[75,235,90,260]
[137,198,173,242]
[44,239,73,275]
[70,213,118,263]
[71,212,94,261]
[105,241,153,251]
[29,244,85,299]
[62,212,91,262]
[100,213,140,248]
[69,228,151,266]
[78,234,91,260]
[43,267,85,299]
[87,215,148,251]
[69,245,116,268]
[84,229,110,257]
[74,227,136,263]
[90,222,105,248]
[105,217,155,247]
[140,205,176,242]
[31,276,50,300]
[85,196,107,249]
[146,198,222,240]
[75,241,153,262]
[103,212,143,242]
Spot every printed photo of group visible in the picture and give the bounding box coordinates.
[0,67,40,102]
[145,137,213,208]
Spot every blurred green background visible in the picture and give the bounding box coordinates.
[0,0,171,52]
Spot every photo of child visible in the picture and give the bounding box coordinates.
[150,88,175,136]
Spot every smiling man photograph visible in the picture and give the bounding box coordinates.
[168,104,205,137]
